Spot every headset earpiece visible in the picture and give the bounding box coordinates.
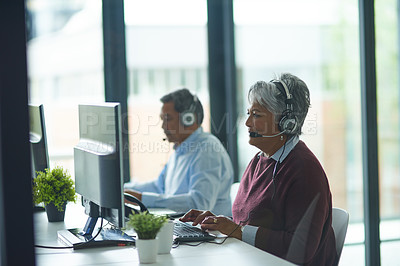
[279,109,297,134]
[271,79,298,135]
[180,95,197,127]
[180,112,195,127]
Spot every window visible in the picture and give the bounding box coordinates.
[375,0,400,264]
[234,0,364,263]
[26,0,104,173]
[124,0,209,182]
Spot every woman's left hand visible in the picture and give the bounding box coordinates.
[200,216,242,240]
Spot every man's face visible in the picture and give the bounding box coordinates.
[160,102,185,144]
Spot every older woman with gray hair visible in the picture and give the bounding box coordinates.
[180,73,337,265]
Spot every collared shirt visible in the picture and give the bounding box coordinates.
[235,136,336,265]
[125,127,234,216]
[242,135,299,245]
[270,135,299,163]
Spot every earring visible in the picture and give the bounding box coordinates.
[280,135,284,141]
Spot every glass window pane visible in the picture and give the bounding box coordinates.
[124,0,209,182]
[233,0,363,263]
[375,0,400,264]
[26,0,104,172]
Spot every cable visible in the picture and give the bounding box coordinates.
[34,244,74,250]
[35,218,104,249]
[179,214,253,247]
[177,140,292,249]
[73,218,104,248]
[212,212,254,245]
[198,138,288,246]
[177,139,289,248]
[172,241,180,248]
[271,138,287,201]
[210,223,242,245]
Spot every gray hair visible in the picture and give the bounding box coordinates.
[248,73,310,135]
[160,88,204,125]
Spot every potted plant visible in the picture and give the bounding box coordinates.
[127,211,168,264]
[32,166,77,222]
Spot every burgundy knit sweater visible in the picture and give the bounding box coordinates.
[232,140,338,265]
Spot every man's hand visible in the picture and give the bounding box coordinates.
[124,189,142,204]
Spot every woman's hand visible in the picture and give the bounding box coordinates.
[200,216,242,240]
[180,209,215,226]
[180,209,242,240]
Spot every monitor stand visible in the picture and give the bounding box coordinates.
[58,227,135,250]
[57,217,135,250]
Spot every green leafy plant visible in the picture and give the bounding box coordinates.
[127,211,168,239]
[32,166,77,211]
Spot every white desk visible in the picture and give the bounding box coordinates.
[34,204,294,266]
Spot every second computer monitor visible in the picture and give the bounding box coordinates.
[29,104,49,178]
[74,103,125,230]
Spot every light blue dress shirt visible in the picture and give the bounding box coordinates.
[124,127,234,216]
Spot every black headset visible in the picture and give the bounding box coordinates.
[271,79,298,135]
[124,193,148,214]
[179,95,198,127]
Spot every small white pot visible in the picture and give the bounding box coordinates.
[157,220,175,254]
[136,238,158,264]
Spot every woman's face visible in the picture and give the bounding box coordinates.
[245,101,280,147]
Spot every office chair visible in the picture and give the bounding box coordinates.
[332,207,349,260]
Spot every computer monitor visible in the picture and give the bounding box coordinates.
[74,103,125,231]
[58,103,134,249]
[28,104,49,178]
[29,104,50,212]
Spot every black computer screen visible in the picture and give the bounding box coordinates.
[74,103,125,231]
[29,104,49,178]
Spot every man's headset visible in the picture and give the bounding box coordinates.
[179,95,198,127]
[270,79,298,135]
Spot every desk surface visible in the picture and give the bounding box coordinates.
[34,204,294,266]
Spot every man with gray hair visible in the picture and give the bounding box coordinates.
[124,88,234,216]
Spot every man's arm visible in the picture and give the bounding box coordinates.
[124,164,167,194]
[140,147,233,214]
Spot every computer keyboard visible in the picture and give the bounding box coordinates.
[173,221,216,242]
